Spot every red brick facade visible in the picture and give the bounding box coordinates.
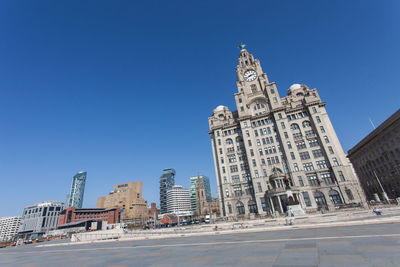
[58,207,120,226]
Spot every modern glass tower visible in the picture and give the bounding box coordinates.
[66,171,87,208]
[190,175,212,211]
[159,168,175,214]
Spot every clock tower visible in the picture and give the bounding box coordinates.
[208,47,365,218]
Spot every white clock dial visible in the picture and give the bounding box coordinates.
[244,70,257,82]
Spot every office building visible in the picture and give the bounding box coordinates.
[66,171,87,208]
[208,47,365,218]
[166,185,192,216]
[189,175,211,211]
[0,216,21,241]
[19,201,63,236]
[348,109,400,202]
[97,182,148,223]
[58,207,120,226]
[160,168,175,214]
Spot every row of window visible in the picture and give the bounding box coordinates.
[226,188,354,215]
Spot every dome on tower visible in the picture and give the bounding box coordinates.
[287,83,304,95]
[289,84,302,90]
[214,105,227,112]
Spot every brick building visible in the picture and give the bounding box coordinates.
[58,207,120,227]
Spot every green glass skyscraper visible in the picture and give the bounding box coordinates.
[66,171,87,208]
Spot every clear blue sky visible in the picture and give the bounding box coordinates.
[1,1,399,217]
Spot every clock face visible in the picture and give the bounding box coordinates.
[244,70,257,82]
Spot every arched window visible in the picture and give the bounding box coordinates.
[248,200,258,214]
[314,191,327,207]
[226,138,233,145]
[296,92,304,97]
[329,190,342,204]
[290,123,300,130]
[236,201,245,215]
[302,121,311,128]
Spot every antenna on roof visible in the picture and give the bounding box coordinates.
[368,117,376,130]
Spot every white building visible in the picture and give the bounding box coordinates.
[0,216,21,241]
[19,201,64,236]
[166,186,192,216]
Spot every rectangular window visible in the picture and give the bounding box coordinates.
[252,159,257,167]
[259,148,263,156]
[234,186,242,197]
[293,132,303,139]
[255,170,259,178]
[303,162,314,171]
[321,172,334,184]
[284,132,288,139]
[307,175,319,186]
[328,146,334,154]
[257,182,263,193]
[320,126,325,133]
[316,160,328,169]
[263,168,267,176]
[312,107,317,113]
[281,122,286,129]
[333,157,339,166]
[287,141,292,149]
[240,106,244,111]
[250,149,254,156]
[291,152,296,160]
[309,139,319,147]
[316,116,321,123]
[227,147,235,153]
[232,175,240,183]
[257,139,261,146]
[345,189,354,200]
[260,197,267,211]
[223,176,227,184]
[298,176,304,186]
[228,155,236,163]
[230,165,238,173]
[312,149,324,158]
[302,192,312,207]
[222,166,226,174]
[246,130,250,137]
[299,152,311,160]
[248,140,252,146]
[294,163,299,172]
[296,141,306,149]
[254,129,258,136]
[338,171,345,181]
[219,148,223,154]
[324,136,330,143]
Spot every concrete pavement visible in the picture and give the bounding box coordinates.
[1,222,400,267]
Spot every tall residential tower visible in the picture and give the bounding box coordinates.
[159,168,175,214]
[208,48,365,218]
[66,171,87,208]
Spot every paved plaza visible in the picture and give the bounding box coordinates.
[1,222,400,267]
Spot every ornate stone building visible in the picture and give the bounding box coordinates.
[208,47,365,218]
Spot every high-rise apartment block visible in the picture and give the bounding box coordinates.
[166,185,192,216]
[189,175,211,211]
[97,182,148,222]
[66,171,87,208]
[19,201,63,235]
[208,48,365,218]
[0,216,21,241]
[348,109,400,202]
[160,168,175,214]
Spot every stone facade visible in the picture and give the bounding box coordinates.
[96,182,148,223]
[194,176,221,217]
[348,109,400,202]
[208,48,365,218]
